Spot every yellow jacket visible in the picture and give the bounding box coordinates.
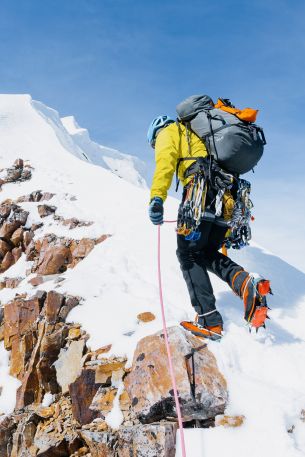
[150,122,208,201]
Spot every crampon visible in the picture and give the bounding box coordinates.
[243,276,272,332]
[180,321,223,341]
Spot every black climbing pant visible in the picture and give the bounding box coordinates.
[176,220,247,327]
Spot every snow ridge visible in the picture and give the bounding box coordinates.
[61,115,147,188]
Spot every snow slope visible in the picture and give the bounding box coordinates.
[0,94,146,188]
[0,94,305,456]
[61,115,147,188]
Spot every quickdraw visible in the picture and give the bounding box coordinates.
[177,173,207,241]
[224,178,253,250]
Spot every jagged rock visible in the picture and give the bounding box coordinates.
[96,345,112,356]
[5,291,79,408]
[23,230,34,248]
[68,327,82,340]
[0,415,17,457]
[37,245,72,275]
[90,387,117,416]
[11,227,24,246]
[10,412,40,457]
[34,425,81,456]
[43,291,65,324]
[4,277,23,288]
[12,246,22,263]
[55,339,85,393]
[118,390,131,413]
[16,322,45,408]
[25,240,39,261]
[96,234,111,244]
[58,295,80,321]
[0,221,20,239]
[20,168,32,181]
[94,358,127,386]
[0,251,15,271]
[28,275,44,287]
[17,190,55,203]
[81,430,117,457]
[0,239,10,257]
[56,216,93,229]
[10,331,37,379]
[4,294,43,349]
[137,312,156,323]
[125,326,228,423]
[215,414,245,427]
[117,423,177,457]
[70,446,90,457]
[14,158,24,169]
[70,238,95,259]
[38,204,57,218]
[36,405,55,419]
[26,234,100,273]
[31,222,44,231]
[6,167,22,182]
[17,191,42,202]
[40,192,55,201]
[36,323,69,394]
[69,369,102,425]
[0,306,4,341]
[15,321,69,408]
[0,202,13,218]
[0,206,28,239]
[12,394,82,456]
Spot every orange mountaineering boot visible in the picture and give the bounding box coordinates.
[180,319,223,341]
[242,275,272,331]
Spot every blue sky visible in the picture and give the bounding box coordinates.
[0,0,304,270]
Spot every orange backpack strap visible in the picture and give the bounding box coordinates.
[215,99,258,123]
[221,244,228,256]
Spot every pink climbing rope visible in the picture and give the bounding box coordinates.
[157,223,187,457]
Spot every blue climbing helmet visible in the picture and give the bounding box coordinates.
[147,115,175,148]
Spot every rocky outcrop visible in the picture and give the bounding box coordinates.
[1,305,229,457]
[0,415,18,457]
[125,326,228,423]
[25,233,110,274]
[81,423,177,457]
[0,159,32,189]
[0,158,231,457]
[54,215,94,229]
[16,190,55,203]
[0,277,23,289]
[37,204,57,218]
[117,423,177,457]
[3,291,82,407]
[0,200,31,273]
[137,312,156,323]
[33,396,83,456]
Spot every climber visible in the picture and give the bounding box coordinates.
[147,114,271,340]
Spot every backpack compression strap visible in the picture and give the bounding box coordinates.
[175,120,210,191]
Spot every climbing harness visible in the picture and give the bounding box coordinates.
[224,179,253,250]
[157,222,187,457]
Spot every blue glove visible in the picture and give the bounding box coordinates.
[149,197,164,225]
